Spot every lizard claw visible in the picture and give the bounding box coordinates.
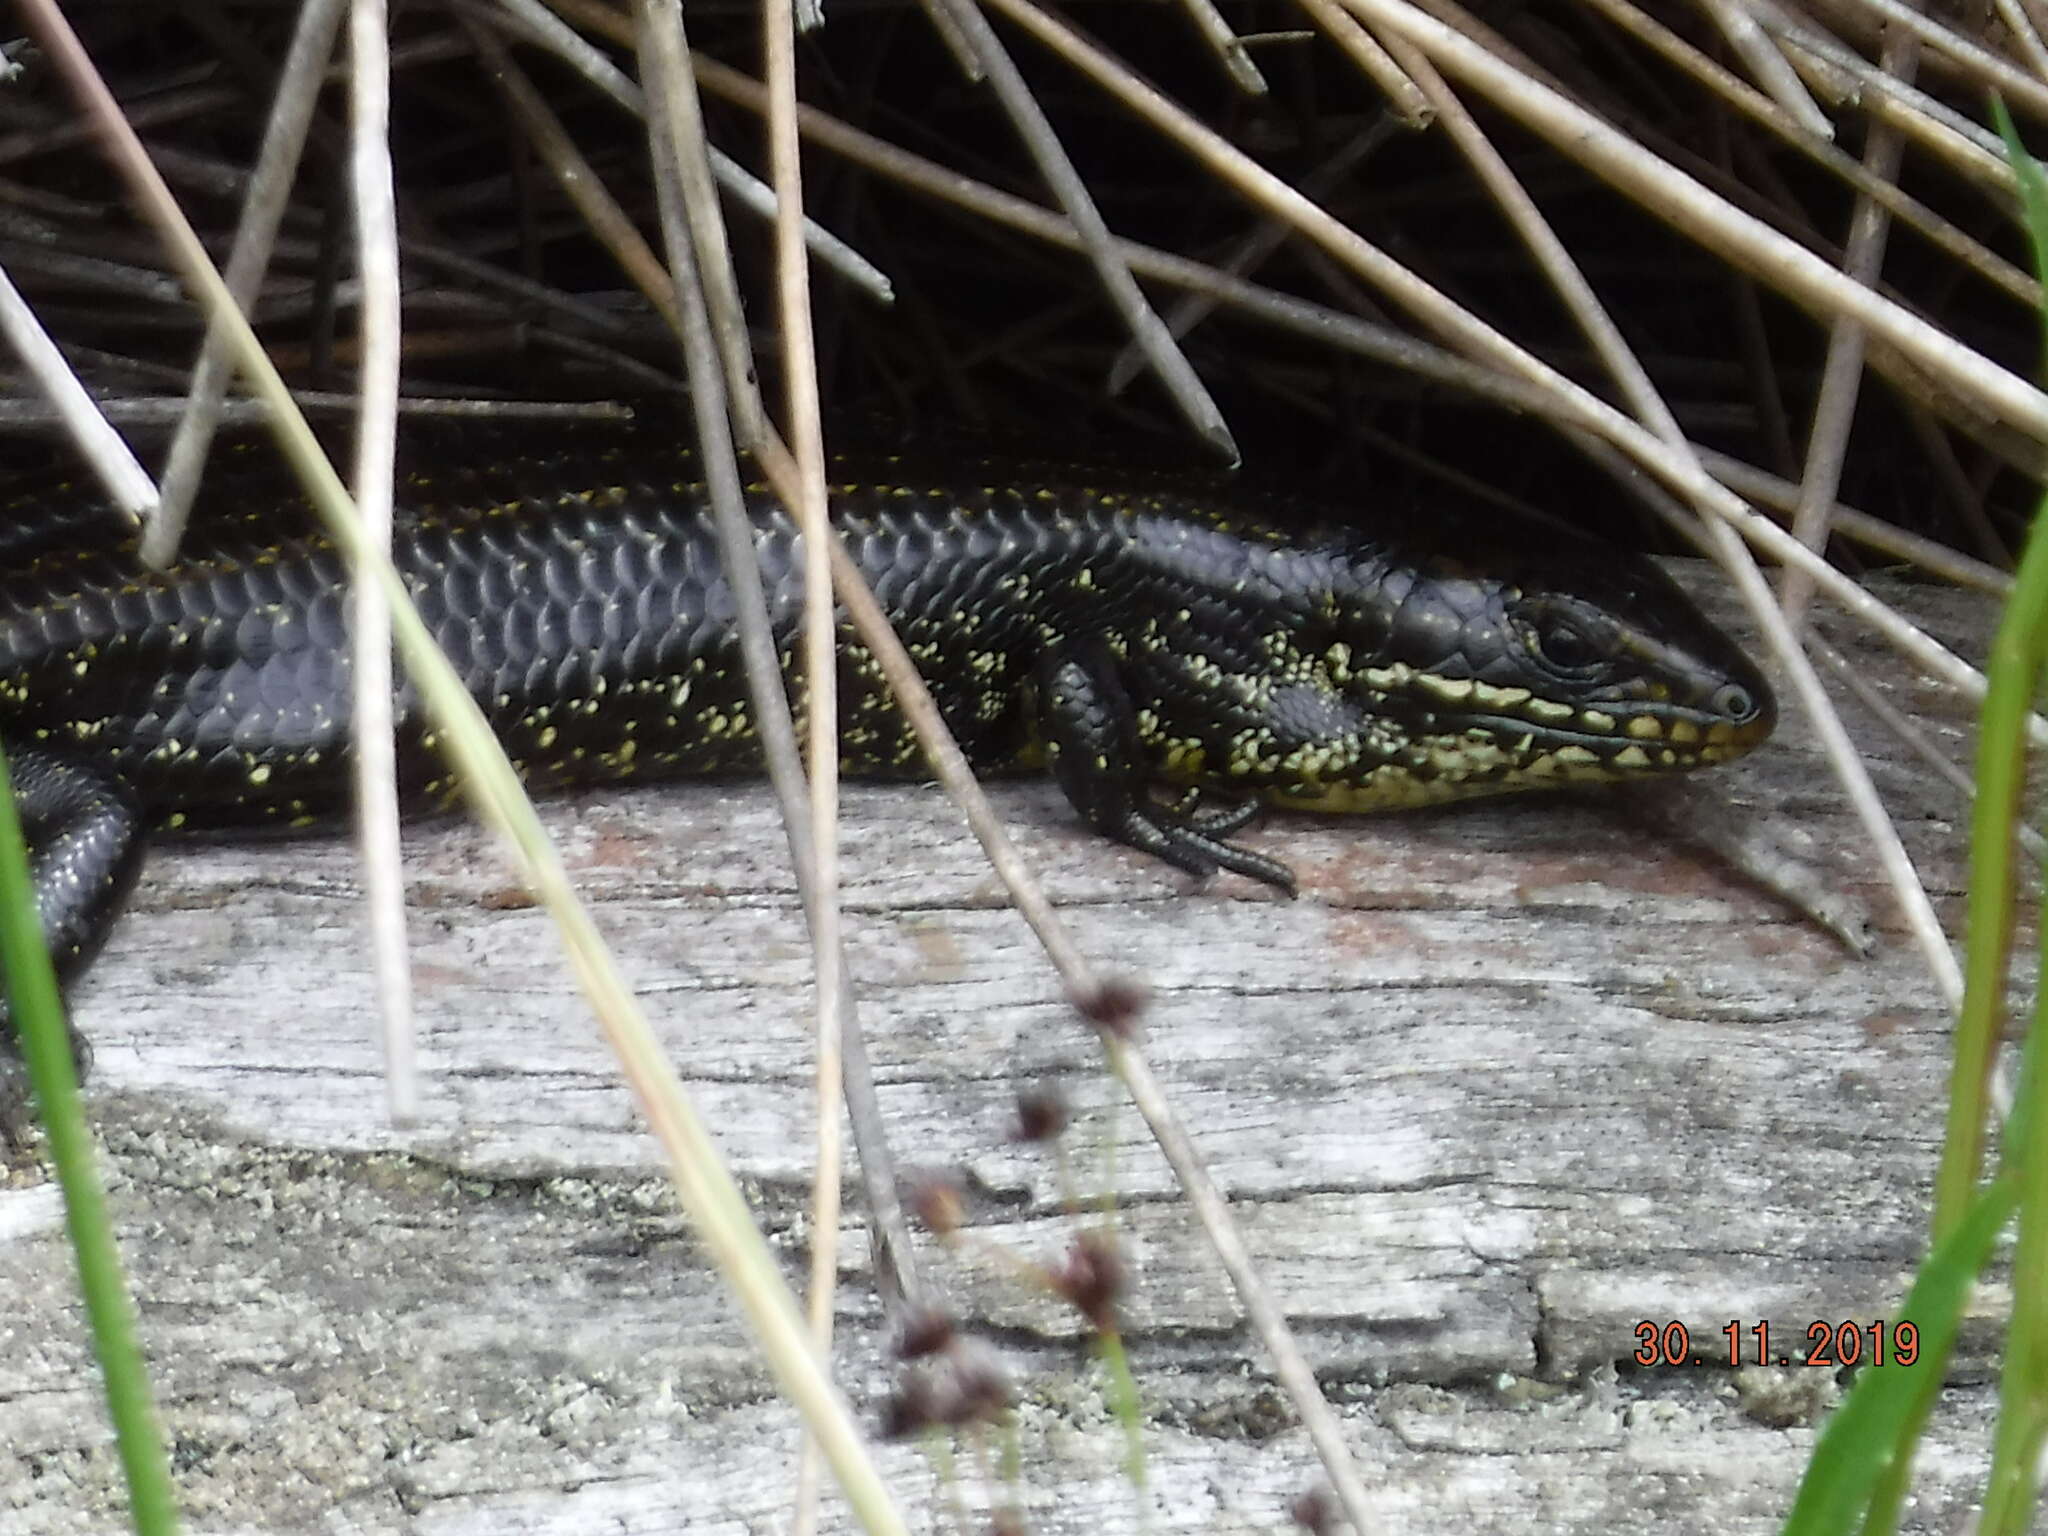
[1117,797,1298,897]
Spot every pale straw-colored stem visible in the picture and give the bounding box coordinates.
[0,263,154,517]
[150,0,345,567]
[764,0,847,1526]
[1779,25,1913,621]
[347,0,419,1123]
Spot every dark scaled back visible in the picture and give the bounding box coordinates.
[0,440,1772,832]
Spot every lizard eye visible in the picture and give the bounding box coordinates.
[1529,616,1606,677]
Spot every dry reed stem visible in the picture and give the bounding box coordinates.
[1699,0,1837,134]
[0,394,639,426]
[628,0,769,445]
[927,0,1238,462]
[1993,0,2048,79]
[1809,630,2046,861]
[1294,0,1434,123]
[149,0,345,567]
[1762,2,2019,193]
[1778,24,1915,621]
[637,0,926,1329]
[632,17,926,1325]
[1104,118,1397,396]
[1350,0,2048,438]
[1835,0,2048,118]
[760,0,847,1525]
[1905,405,2015,570]
[347,0,418,1123]
[471,0,892,298]
[0,263,154,515]
[1175,0,1275,95]
[1701,451,2014,595]
[1582,0,2037,308]
[465,20,683,331]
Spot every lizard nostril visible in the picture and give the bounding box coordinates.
[1711,683,1757,723]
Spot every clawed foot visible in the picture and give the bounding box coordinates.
[1123,788,1297,897]
[1152,784,1263,838]
[1033,648,1299,898]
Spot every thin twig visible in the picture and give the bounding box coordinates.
[1778,18,1913,620]
[467,0,894,301]
[463,18,682,331]
[149,0,345,568]
[0,261,154,517]
[764,0,848,1526]
[349,0,419,1124]
[926,0,1240,463]
[1175,0,1274,96]
[1581,0,2038,309]
[1696,0,1835,136]
[631,0,771,448]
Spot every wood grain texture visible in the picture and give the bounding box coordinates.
[0,568,2002,1533]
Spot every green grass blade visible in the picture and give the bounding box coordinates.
[1929,96,2048,1245]
[1778,1173,2016,1534]
[0,747,180,1535]
[1954,98,2048,1536]
[1982,933,2048,1528]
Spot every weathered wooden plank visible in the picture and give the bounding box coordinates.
[0,570,2005,1533]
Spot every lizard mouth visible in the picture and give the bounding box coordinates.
[1260,698,1772,815]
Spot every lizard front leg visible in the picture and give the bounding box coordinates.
[1032,644,1297,895]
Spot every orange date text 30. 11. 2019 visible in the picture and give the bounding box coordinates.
[1633,1319,1920,1369]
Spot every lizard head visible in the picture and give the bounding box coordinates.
[1262,517,1775,812]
